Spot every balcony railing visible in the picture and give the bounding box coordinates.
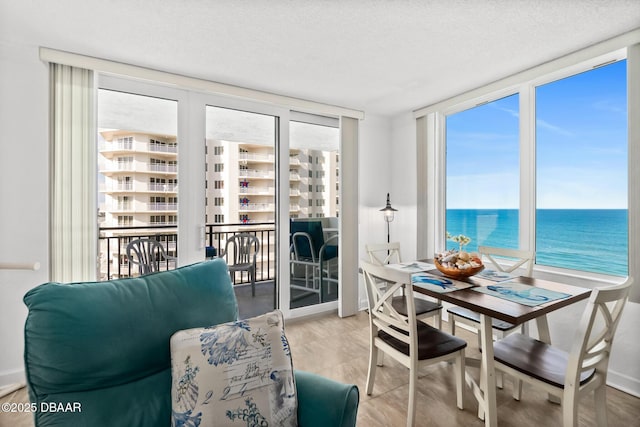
[149,143,178,153]
[238,170,275,179]
[98,223,276,284]
[239,203,275,211]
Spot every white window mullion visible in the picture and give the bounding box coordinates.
[519,84,536,253]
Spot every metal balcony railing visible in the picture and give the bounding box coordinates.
[98,223,276,284]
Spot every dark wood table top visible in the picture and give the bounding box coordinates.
[384,261,592,325]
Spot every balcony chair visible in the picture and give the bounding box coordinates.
[290,220,338,303]
[361,260,466,427]
[126,237,176,276]
[365,242,443,329]
[223,233,260,297]
[493,278,633,427]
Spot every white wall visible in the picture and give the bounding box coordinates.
[0,42,50,386]
[358,113,393,308]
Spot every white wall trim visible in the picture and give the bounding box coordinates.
[40,47,364,120]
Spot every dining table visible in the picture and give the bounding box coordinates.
[382,260,592,427]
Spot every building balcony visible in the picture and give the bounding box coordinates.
[149,142,178,153]
[238,170,275,179]
[239,152,275,162]
[239,203,275,212]
[100,183,179,193]
[148,183,178,192]
[148,203,178,211]
[239,186,275,195]
[99,141,134,153]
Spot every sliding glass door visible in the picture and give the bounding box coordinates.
[96,75,350,318]
[288,116,340,309]
[97,86,179,280]
[205,106,278,318]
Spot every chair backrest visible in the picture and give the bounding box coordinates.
[224,233,260,265]
[291,220,325,260]
[478,245,535,276]
[365,242,402,265]
[126,238,168,275]
[566,277,633,391]
[361,260,417,353]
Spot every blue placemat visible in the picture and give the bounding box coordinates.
[475,269,513,282]
[411,272,474,293]
[472,280,571,307]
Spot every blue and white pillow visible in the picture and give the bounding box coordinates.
[170,310,297,427]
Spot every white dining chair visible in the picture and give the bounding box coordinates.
[365,242,442,329]
[447,246,534,389]
[493,277,633,427]
[448,246,535,342]
[361,260,466,427]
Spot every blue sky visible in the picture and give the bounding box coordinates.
[446,60,627,209]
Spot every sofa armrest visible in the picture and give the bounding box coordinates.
[294,370,359,427]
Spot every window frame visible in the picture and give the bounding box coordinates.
[417,46,637,292]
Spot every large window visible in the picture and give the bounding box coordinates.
[440,58,628,277]
[536,60,628,275]
[445,94,520,253]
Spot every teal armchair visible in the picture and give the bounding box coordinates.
[23,259,358,426]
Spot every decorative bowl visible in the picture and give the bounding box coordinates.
[433,258,484,279]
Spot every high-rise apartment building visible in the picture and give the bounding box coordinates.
[98,131,339,280]
[204,140,339,225]
[98,130,178,278]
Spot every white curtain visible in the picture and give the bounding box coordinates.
[338,116,359,317]
[50,63,97,282]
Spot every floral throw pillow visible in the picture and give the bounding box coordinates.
[170,310,297,427]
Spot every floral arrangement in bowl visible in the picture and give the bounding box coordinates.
[434,233,484,278]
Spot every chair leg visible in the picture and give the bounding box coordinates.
[495,330,504,389]
[407,361,417,427]
[496,372,504,389]
[512,378,522,401]
[562,391,578,427]
[377,348,385,367]
[366,342,378,396]
[455,350,465,410]
[478,362,485,420]
[251,268,255,297]
[450,315,456,336]
[435,309,442,330]
[593,385,608,427]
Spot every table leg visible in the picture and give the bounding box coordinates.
[536,315,551,343]
[479,314,498,426]
[536,315,561,404]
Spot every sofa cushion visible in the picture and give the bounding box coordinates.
[170,310,298,427]
[23,259,238,427]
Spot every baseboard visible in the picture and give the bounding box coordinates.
[608,370,640,398]
[0,369,25,387]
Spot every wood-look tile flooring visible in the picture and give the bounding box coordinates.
[2,310,639,427]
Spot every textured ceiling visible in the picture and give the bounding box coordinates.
[2,0,640,116]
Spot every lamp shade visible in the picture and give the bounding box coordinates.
[380,193,397,223]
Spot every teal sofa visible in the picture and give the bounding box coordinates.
[23,259,359,426]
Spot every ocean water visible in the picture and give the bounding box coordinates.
[446,209,628,277]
